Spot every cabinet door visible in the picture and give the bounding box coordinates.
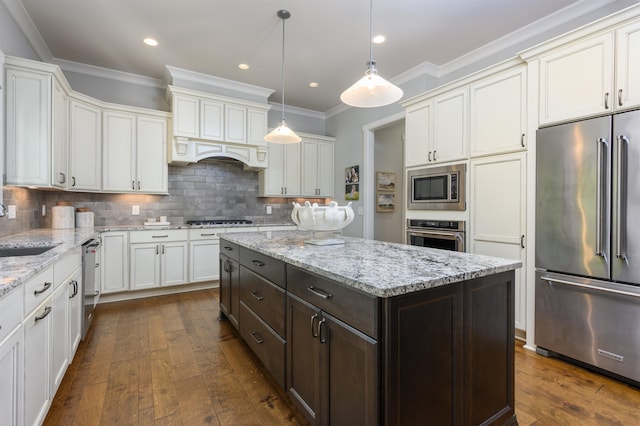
[51,282,69,396]
[539,33,614,125]
[160,241,189,286]
[283,143,301,196]
[316,141,334,197]
[173,94,199,138]
[137,115,168,193]
[470,66,526,157]
[287,294,321,424]
[67,269,82,357]
[469,153,527,331]
[0,325,23,426]
[321,313,378,426]
[201,99,224,140]
[52,80,69,188]
[225,104,247,143]
[247,108,268,146]
[101,232,129,294]
[191,240,220,282]
[219,256,240,329]
[301,139,319,197]
[130,243,161,290]
[24,303,52,426]
[432,88,468,163]
[69,99,102,191]
[261,144,286,196]
[615,20,640,111]
[405,101,432,168]
[5,68,51,186]
[102,111,136,192]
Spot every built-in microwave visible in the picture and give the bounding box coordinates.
[407,163,466,210]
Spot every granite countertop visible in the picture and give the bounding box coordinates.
[221,231,522,298]
[0,223,296,300]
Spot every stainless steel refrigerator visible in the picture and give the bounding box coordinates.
[535,109,640,384]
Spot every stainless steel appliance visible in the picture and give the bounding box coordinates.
[186,219,253,226]
[535,109,640,384]
[406,219,465,252]
[82,238,101,339]
[407,164,466,211]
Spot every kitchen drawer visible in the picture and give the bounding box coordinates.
[239,247,285,287]
[239,266,286,337]
[287,265,380,339]
[188,229,224,241]
[239,301,286,389]
[0,289,23,342]
[219,240,240,261]
[24,266,54,316]
[54,247,82,288]
[129,229,189,243]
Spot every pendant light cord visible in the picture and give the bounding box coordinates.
[280,14,286,122]
[369,0,373,67]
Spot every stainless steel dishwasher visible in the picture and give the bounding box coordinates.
[82,238,101,338]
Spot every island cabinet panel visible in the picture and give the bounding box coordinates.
[239,267,286,337]
[219,252,240,329]
[287,292,379,426]
[239,246,286,285]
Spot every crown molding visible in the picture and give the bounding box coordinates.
[2,0,51,61]
[53,58,164,88]
[270,102,325,120]
[165,65,274,100]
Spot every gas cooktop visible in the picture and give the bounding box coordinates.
[186,219,253,226]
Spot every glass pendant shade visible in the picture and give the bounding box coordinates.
[340,62,403,108]
[264,119,301,144]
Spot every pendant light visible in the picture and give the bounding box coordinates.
[264,10,301,144]
[340,0,403,108]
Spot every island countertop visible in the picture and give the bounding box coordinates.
[220,230,522,298]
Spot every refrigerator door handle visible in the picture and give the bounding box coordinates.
[596,138,608,258]
[541,275,640,299]
[616,135,629,259]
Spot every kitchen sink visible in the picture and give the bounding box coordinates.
[0,245,57,257]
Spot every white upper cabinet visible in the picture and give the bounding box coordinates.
[173,94,199,138]
[102,109,168,194]
[5,58,69,188]
[69,97,102,191]
[470,65,527,157]
[259,142,301,196]
[404,87,467,167]
[224,104,247,143]
[301,137,335,197]
[247,108,268,145]
[200,99,224,140]
[615,19,640,110]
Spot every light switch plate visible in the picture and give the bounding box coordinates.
[42,205,46,216]
[7,205,16,219]
[266,205,272,214]
[132,205,140,215]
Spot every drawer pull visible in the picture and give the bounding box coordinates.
[307,286,332,299]
[311,314,319,338]
[251,291,264,301]
[223,246,234,251]
[200,233,217,237]
[152,235,169,238]
[250,331,264,344]
[251,260,265,267]
[223,260,232,273]
[35,306,52,322]
[34,281,52,295]
[69,280,78,298]
[318,318,327,344]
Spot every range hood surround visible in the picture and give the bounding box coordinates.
[170,136,268,170]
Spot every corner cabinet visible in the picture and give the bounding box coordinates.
[5,57,70,188]
[102,109,168,194]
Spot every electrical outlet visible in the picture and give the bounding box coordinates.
[42,205,46,216]
[266,205,272,214]
[7,205,16,219]
[132,205,140,215]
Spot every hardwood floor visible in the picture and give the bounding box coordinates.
[45,289,640,425]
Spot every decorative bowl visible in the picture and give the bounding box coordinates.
[291,201,354,245]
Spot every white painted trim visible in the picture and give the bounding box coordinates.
[362,112,406,240]
[98,281,217,304]
[1,0,52,61]
[165,65,274,100]
[53,58,164,89]
[269,102,325,120]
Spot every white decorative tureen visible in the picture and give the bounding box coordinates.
[291,201,355,245]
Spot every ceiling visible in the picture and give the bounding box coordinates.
[6,0,624,113]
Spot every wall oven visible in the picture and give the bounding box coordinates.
[406,219,466,252]
[407,163,466,211]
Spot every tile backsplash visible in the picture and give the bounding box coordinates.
[1,159,326,237]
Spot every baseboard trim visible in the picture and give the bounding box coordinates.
[98,281,219,304]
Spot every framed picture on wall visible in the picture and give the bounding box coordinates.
[376,172,396,191]
[346,184,360,200]
[345,165,360,184]
[376,192,395,212]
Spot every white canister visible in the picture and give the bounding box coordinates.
[52,206,75,229]
[76,211,95,228]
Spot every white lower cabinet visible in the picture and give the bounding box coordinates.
[67,268,83,360]
[469,152,527,331]
[130,230,189,290]
[0,288,24,426]
[50,282,69,397]
[101,231,129,294]
[189,229,224,282]
[24,301,53,426]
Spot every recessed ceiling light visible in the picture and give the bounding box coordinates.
[143,37,158,47]
[309,82,319,88]
[372,35,386,44]
[238,63,250,70]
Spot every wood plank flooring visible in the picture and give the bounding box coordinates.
[45,289,640,425]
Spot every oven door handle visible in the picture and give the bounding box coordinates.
[408,230,459,239]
